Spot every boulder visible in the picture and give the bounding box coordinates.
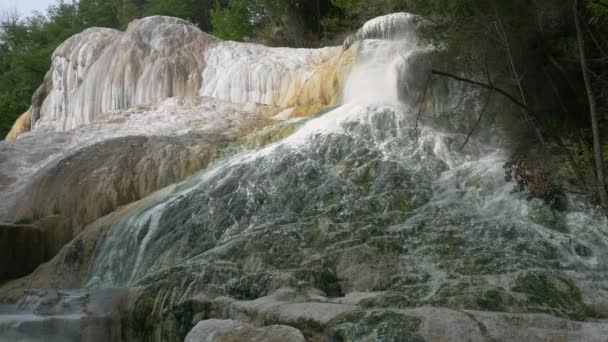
[185,319,305,342]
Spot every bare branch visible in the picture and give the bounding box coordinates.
[414,74,432,141]
[430,69,528,110]
[582,17,608,59]
[431,69,546,148]
[447,87,475,116]
[574,0,608,209]
[460,89,493,150]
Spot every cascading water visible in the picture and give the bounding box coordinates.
[87,18,608,318]
[342,40,405,105]
[86,34,436,289]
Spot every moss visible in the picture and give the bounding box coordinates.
[129,264,242,341]
[224,272,274,300]
[574,244,593,257]
[528,199,568,233]
[248,228,306,268]
[366,235,402,254]
[14,217,35,225]
[436,230,464,257]
[476,289,505,312]
[465,175,483,188]
[461,254,495,275]
[512,271,593,320]
[501,226,519,240]
[430,280,511,312]
[384,190,413,212]
[327,310,424,342]
[397,271,431,286]
[510,240,560,265]
[360,287,431,308]
[348,160,378,192]
[335,155,383,194]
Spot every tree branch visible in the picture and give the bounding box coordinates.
[460,89,493,150]
[432,69,546,148]
[431,69,529,111]
[414,75,432,141]
[574,0,608,209]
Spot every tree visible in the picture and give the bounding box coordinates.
[191,0,216,32]
[78,0,121,28]
[144,0,194,22]
[0,1,82,138]
[210,0,253,41]
[574,0,608,208]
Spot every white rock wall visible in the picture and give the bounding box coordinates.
[200,41,338,107]
[35,16,212,131]
[32,16,341,132]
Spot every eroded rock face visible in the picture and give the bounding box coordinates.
[4,109,31,141]
[200,41,339,107]
[0,97,278,282]
[0,216,71,280]
[0,15,352,240]
[1,13,357,227]
[0,224,45,280]
[0,97,271,231]
[0,189,172,303]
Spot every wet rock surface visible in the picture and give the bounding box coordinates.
[0,216,71,280]
[0,289,130,342]
[185,319,305,342]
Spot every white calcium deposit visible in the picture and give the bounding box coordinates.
[32,16,341,133]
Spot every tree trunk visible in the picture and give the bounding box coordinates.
[574,0,608,208]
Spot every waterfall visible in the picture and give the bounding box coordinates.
[86,15,608,296]
[5,12,608,342]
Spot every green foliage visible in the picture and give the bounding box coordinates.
[78,0,121,28]
[587,0,608,24]
[210,0,253,41]
[331,0,360,10]
[144,0,194,22]
[512,271,593,320]
[0,0,219,139]
[0,3,83,138]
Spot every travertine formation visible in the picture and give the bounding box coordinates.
[33,19,206,131]
[2,13,608,342]
[200,41,339,107]
[0,97,276,231]
[4,109,31,141]
[343,12,419,48]
[29,16,344,134]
